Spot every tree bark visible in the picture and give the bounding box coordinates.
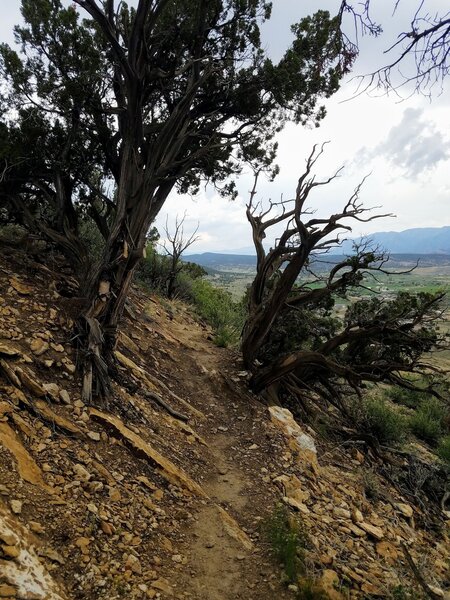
[78,149,174,402]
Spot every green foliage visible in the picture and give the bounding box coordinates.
[351,397,408,445]
[409,398,447,445]
[187,278,245,347]
[259,302,339,366]
[437,435,450,466]
[0,223,27,244]
[262,504,308,584]
[388,584,422,600]
[137,246,173,294]
[343,292,440,368]
[137,248,207,299]
[78,218,105,263]
[387,385,429,409]
[1,0,356,268]
[181,261,207,280]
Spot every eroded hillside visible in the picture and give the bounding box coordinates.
[0,246,448,600]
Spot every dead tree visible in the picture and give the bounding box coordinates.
[242,144,447,405]
[161,213,199,300]
[340,1,450,95]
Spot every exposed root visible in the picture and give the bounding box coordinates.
[142,389,189,422]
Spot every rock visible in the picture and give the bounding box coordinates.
[376,541,398,563]
[171,554,182,563]
[75,537,91,555]
[319,570,344,600]
[87,480,103,493]
[0,402,13,416]
[283,497,310,514]
[361,582,384,595]
[30,339,50,356]
[16,367,46,397]
[10,277,32,295]
[151,578,173,595]
[125,554,142,574]
[395,503,413,518]
[0,584,18,597]
[51,343,65,353]
[73,464,91,482]
[10,499,23,514]
[320,552,335,565]
[333,507,351,519]
[359,522,384,540]
[1,544,20,558]
[0,341,22,357]
[100,521,113,535]
[216,506,253,551]
[268,406,318,472]
[351,509,364,523]
[341,566,364,584]
[351,448,365,463]
[89,408,206,497]
[348,523,366,537]
[64,361,76,374]
[274,474,310,505]
[0,532,17,546]
[34,401,83,436]
[136,475,157,491]
[87,431,101,442]
[109,487,121,502]
[59,389,70,404]
[0,423,52,492]
[29,521,45,534]
[38,547,65,564]
[428,586,445,598]
[43,382,60,401]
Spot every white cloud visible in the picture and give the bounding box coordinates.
[359,108,450,178]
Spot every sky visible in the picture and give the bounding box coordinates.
[1,1,449,253]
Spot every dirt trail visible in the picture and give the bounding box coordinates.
[187,433,249,600]
[167,316,289,600]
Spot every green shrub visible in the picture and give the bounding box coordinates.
[187,278,245,347]
[409,398,446,445]
[137,246,172,293]
[78,218,105,261]
[387,385,428,409]
[352,398,408,445]
[437,435,450,465]
[262,504,308,584]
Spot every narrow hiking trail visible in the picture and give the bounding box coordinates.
[161,311,292,600]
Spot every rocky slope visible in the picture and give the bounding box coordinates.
[0,246,448,600]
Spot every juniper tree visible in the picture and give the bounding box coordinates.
[0,0,356,400]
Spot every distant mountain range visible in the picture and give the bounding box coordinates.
[185,252,256,269]
[187,226,450,259]
[185,252,450,272]
[185,227,450,272]
[339,226,450,255]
